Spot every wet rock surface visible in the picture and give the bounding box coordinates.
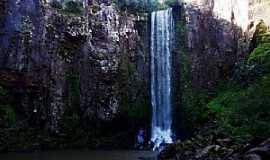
[158,133,270,160]
[158,137,270,160]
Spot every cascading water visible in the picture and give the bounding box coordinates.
[151,8,174,151]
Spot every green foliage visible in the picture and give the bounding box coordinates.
[116,0,150,13]
[179,20,270,141]
[250,20,270,52]
[91,3,100,14]
[119,96,149,121]
[60,74,85,145]
[207,21,270,140]
[248,43,270,71]
[175,13,212,132]
[248,21,270,68]
[65,73,80,109]
[0,86,15,126]
[164,0,179,7]
[64,1,83,14]
[61,112,83,135]
[208,76,270,138]
[234,24,270,86]
[116,0,179,13]
[0,86,7,96]
[0,105,16,126]
[49,0,83,15]
[61,73,85,145]
[50,0,63,9]
[233,61,264,87]
[149,0,171,10]
[115,35,151,138]
[253,21,270,45]
[118,51,150,126]
[249,43,270,63]
[65,73,80,95]
[182,91,212,129]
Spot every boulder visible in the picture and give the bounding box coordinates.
[245,138,270,160]
[158,144,177,160]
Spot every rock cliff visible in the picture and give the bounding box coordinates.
[0,0,150,149]
[1,0,270,151]
[182,0,270,89]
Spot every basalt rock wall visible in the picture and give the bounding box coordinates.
[183,0,270,90]
[0,0,150,149]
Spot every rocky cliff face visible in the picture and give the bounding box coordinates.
[182,0,270,90]
[173,0,270,136]
[1,0,269,151]
[0,0,150,148]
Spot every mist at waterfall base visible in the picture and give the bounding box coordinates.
[150,8,174,151]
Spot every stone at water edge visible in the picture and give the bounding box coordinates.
[228,138,270,160]
[245,154,262,160]
[158,144,177,160]
[195,145,221,159]
[244,138,270,160]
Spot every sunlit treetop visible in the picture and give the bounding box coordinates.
[115,0,179,13]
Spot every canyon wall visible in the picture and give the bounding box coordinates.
[173,0,270,135]
[0,0,150,149]
[1,0,270,150]
[182,0,270,90]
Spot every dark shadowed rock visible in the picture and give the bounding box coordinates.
[158,144,177,160]
[244,138,270,160]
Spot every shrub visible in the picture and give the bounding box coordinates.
[65,73,80,109]
[208,20,270,140]
[208,76,270,138]
[116,0,179,13]
[248,21,270,67]
[249,20,270,52]
[61,112,81,133]
[91,4,100,13]
[248,43,270,68]
[165,0,178,7]
[233,60,265,87]
[0,105,16,126]
[0,86,6,96]
[119,96,150,122]
[50,0,63,9]
[233,28,270,86]
[64,1,83,14]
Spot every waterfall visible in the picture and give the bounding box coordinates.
[151,8,174,150]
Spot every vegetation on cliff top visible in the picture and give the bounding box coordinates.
[50,0,83,15]
[115,0,179,13]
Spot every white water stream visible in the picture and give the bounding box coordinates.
[150,8,174,150]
